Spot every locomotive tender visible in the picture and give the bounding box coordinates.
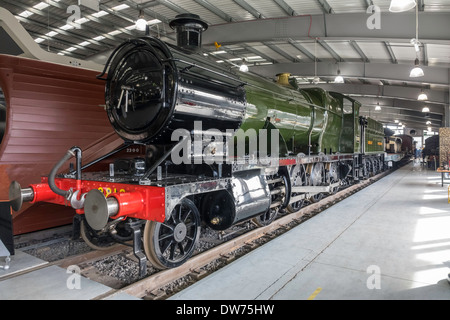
[9,14,385,274]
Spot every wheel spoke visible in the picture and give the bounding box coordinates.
[169,242,176,260]
[185,222,195,229]
[178,242,185,255]
[161,239,173,255]
[178,205,182,222]
[161,222,174,231]
[170,213,177,225]
[181,209,192,222]
[158,232,174,242]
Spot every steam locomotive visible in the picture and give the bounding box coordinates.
[9,14,385,274]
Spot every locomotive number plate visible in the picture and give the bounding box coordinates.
[97,187,126,197]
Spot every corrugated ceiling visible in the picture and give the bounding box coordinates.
[0,0,449,131]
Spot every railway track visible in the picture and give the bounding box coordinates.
[8,168,393,299]
[114,169,390,300]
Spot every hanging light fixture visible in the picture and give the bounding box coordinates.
[422,106,430,112]
[389,0,416,12]
[334,61,344,83]
[334,74,344,83]
[417,91,428,101]
[334,69,344,83]
[375,102,381,111]
[136,10,147,31]
[426,121,431,125]
[239,58,249,72]
[410,58,424,77]
[409,3,424,78]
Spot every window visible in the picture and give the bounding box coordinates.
[342,97,353,114]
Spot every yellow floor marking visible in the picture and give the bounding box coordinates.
[307,287,322,300]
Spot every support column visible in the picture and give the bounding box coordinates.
[448,69,450,127]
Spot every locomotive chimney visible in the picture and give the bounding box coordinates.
[169,13,208,53]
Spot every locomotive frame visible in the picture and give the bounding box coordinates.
[9,124,385,275]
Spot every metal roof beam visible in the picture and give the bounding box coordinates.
[264,42,299,62]
[203,12,450,46]
[241,44,278,64]
[150,0,187,13]
[358,96,444,129]
[360,111,441,125]
[193,0,235,22]
[318,39,342,62]
[423,43,428,66]
[263,42,298,62]
[304,83,448,106]
[251,61,450,88]
[358,113,441,128]
[273,0,298,16]
[108,0,175,41]
[316,0,334,14]
[349,40,370,63]
[364,0,374,9]
[233,0,266,19]
[14,15,99,54]
[417,0,425,11]
[359,103,443,119]
[28,32,89,59]
[3,0,113,46]
[383,41,398,64]
[350,97,443,116]
[42,0,136,42]
[288,39,319,62]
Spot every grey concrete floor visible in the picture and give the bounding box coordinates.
[171,162,450,300]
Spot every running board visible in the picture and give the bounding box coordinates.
[291,181,341,194]
[290,180,341,198]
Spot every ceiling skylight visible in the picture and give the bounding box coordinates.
[92,10,108,18]
[18,10,33,18]
[93,35,106,41]
[45,31,58,37]
[108,30,121,36]
[60,24,74,30]
[33,2,49,10]
[112,4,129,11]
